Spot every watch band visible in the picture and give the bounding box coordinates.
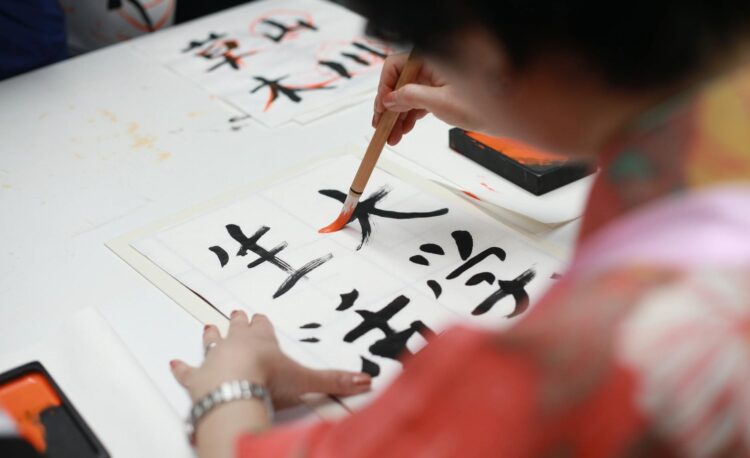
[185,379,273,445]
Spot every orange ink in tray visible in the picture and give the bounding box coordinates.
[0,372,61,452]
[466,131,567,166]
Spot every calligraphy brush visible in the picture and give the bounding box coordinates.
[319,53,423,234]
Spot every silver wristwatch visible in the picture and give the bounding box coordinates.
[185,379,274,445]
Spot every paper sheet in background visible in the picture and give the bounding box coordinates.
[131,0,392,127]
[123,155,564,410]
[385,115,596,225]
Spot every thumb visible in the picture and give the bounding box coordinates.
[383,83,446,114]
[296,366,372,396]
[169,359,195,388]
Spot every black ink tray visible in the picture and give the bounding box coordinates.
[449,128,594,195]
[0,361,109,458]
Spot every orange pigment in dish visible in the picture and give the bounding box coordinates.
[466,131,566,166]
[0,373,61,452]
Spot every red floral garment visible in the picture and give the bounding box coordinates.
[236,64,750,457]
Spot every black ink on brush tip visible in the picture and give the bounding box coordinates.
[336,289,359,311]
[318,187,449,250]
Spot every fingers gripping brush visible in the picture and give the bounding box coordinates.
[319,54,422,234]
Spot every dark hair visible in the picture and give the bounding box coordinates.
[350,0,750,88]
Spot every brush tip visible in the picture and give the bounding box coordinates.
[318,211,352,234]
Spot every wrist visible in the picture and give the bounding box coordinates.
[187,380,273,446]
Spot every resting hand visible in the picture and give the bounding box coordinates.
[170,311,371,457]
[171,310,372,407]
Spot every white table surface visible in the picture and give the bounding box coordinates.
[0,5,580,456]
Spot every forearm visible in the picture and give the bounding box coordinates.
[196,399,271,458]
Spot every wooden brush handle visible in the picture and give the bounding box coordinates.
[350,54,422,194]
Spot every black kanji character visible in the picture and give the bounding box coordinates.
[182,32,226,53]
[318,187,449,250]
[344,295,435,360]
[409,230,537,317]
[261,18,317,43]
[208,224,332,299]
[250,76,336,110]
[318,41,389,80]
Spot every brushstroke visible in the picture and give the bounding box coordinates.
[208,246,229,267]
[344,295,409,343]
[360,356,380,377]
[261,18,317,43]
[446,247,507,280]
[274,254,333,299]
[225,224,332,298]
[299,323,321,329]
[319,60,352,78]
[251,75,336,111]
[369,320,436,360]
[472,269,536,317]
[182,32,226,53]
[340,52,368,66]
[336,289,359,311]
[352,41,387,59]
[420,243,444,255]
[426,280,442,298]
[466,272,495,286]
[451,230,473,260]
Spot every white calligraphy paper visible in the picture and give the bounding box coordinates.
[133,0,392,126]
[131,155,563,408]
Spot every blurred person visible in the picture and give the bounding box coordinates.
[170,1,750,457]
[0,0,66,80]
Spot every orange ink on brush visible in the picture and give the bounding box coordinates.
[318,208,354,233]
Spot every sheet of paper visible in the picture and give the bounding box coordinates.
[132,0,392,126]
[98,291,327,424]
[126,155,564,409]
[385,115,596,225]
[0,308,194,457]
